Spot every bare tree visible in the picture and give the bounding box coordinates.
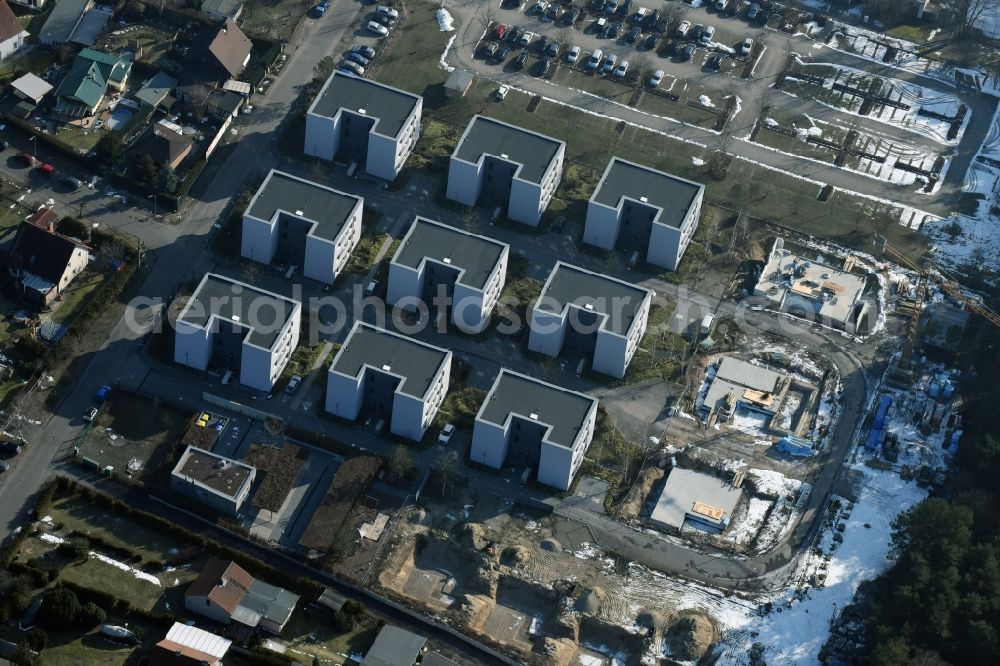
[631,53,653,86]
[460,205,478,231]
[242,259,262,286]
[954,0,992,35]
[263,416,285,448]
[434,450,459,497]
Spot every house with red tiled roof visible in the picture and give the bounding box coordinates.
[0,213,91,309]
[0,0,28,61]
[184,560,299,634]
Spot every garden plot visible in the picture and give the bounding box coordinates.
[783,60,969,145]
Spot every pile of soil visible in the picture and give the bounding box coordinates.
[460,523,488,550]
[540,538,562,553]
[620,467,665,521]
[664,613,716,661]
[637,609,667,633]
[576,586,606,615]
[410,508,427,524]
[502,545,531,567]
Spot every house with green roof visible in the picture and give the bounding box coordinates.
[54,48,132,118]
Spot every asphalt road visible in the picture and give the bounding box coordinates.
[445,0,995,220]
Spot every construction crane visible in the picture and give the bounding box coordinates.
[881,242,1000,384]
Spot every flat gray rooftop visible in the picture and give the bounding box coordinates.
[651,467,743,531]
[330,324,449,399]
[173,446,253,498]
[178,274,297,349]
[592,158,702,229]
[393,218,507,290]
[453,116,562,184]
[246,171,360,241]
[362,625,426,666]
[478,371,596,449]
[309,72,420,138]
[535,262,650,335]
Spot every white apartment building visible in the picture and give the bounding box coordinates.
[304,72,422,181]
[584,157,704,271]
[388,217,509,333]
[174,273,301,392]
[241,170,363,285]
[326,322,451,442]
[529,262,653,379]
[471,369,598,491]
[446,115,565,226]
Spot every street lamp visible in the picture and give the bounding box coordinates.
[148,194,157,217]
[29,134,36,156]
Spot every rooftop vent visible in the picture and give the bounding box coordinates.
[500,153,509,159]
[382,364,391,372]
[295,209,304,216]
[358,108,367,114]
[231,315,240,322]
[584,303,594,311]
[640,196,648,203]
[529,413,539,420]
[443,257,452,264]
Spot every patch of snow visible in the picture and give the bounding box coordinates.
[438,35,456,72]
[691,156,706,166]
[436,8,454,31]
[698,94,714,108]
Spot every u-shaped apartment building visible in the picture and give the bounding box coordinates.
[388,217,509,333]
[446,115,565,227]
[471,369,598,491]
[528,262,653,379]
[241,170,363,285]
[304,72,422,181]
[174,273,301,392]
[584,157,704,271]
[325,322,451,441]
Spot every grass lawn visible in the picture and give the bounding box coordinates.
[754,125,842,165]
[46,494,185,564]
[60,557,165,611]
[240,0,312,39]
[283,613,379,664]
[53,124,105,154]
[99,28,174,65]
[79,392,190,480]
[41,628,141,666]
[50,271,106,325]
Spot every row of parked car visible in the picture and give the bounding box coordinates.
[365,5,399,37]
[338,44,377,77]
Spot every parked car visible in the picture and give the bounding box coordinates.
[367,20,389,35]
[617,0,632,16]
[679,42,696,60]
[701,25,716,43]
[493,23,508,39]
[286,374,302,394]
[372,13,394,27]
[590,0,605,12]
[591,16,607,33]
[496,84,510,100]
[706,52,724,69]
[438,423,456,445]
[566,44,582,63]
[643,9,659,28]
[345,51,370,66]
[534,57,552,76]
[0,442,21,456]
[690,23,703,41]
[340,60,365,76]
[642,33,658,50]
[740,36,754,54]
[614,59,629,77]
[0,460,8,473]
[513,51,529,69]
[715,0,729,11]
[626,25,641,43]
[376,5,399,18]
[494,45,510,61]
[586,48,604,69]
[83,407,98,423]
[537,35,549,53]
[482,42,499,58]
[601,52,618,74]
[311,4,327,18]
[648,68,665,86]
[350,45,376,58]
[60,175,82,190]
[562,6,580,24]
[16,152,35,167]
[746,2,760,19]
[507,25,524,43]
[519,30,536,46]
[37,163,54,176]
[676,20,691,37]
[545,40,560,57]
[529,1,549,15]
[605,0,619,12]
[545,4,561,20]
